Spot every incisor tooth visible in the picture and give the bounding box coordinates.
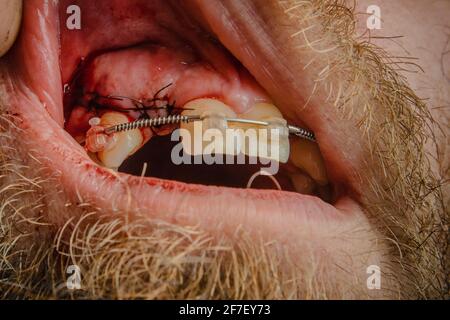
[97,112,143,169]
[234,103,289,163]
[181,98,238,156]
[180,100,289,162]
[290,139,328,186]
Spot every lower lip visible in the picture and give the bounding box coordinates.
[54,133,356,237]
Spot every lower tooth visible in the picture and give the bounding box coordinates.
[96,112,143,169]
[290,172,316,195]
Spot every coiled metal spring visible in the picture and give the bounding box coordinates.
[288,125,316,142]
[104,114,316,142]
[104,115,200,135]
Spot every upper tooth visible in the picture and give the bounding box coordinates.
[290,138,328,186]
[97,112,143,169]
[234,103,290,163]
[180,100,289,163]
[181,98,239,156]
[240,102,283,120]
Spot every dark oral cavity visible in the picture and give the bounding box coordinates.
[59,0,332,202]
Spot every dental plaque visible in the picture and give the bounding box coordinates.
[64,44,331,202]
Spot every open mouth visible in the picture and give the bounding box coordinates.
[3,0,447,300]
[4,0,366,237]
[62,1,331,202]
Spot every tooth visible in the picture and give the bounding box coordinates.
[290,172,316,195]
[237,103,290,163]
[240,102,283,120]
[290,139,328,186]
[97,112,143,169]
[181,98,239,156]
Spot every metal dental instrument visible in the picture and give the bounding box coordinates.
[103,114,316,142]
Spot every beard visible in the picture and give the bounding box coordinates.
[0,170,361,299]
[0,0,447,299]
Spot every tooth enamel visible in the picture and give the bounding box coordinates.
[290,139,328,186]
[181,98,239,156]
[235,103,290,163]
[290,172,316,195]
[97,112,143,169]
[180,100,290,162]
[240,102,283,120]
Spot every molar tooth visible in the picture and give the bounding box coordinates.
[97,112,143,169]
[290,139,328,186]
[181,98,239,156]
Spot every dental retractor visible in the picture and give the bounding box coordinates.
[103,114,316,142]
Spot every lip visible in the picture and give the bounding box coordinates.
[2,0,367,240]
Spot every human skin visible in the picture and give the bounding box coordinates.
[0,0,22,57]
[0,0,447,299]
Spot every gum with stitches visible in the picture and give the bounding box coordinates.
[0,0,447,299]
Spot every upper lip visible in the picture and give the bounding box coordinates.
[3,0,366,235]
